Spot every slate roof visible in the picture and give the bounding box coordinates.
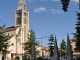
[71,38,76,42]
[0,26,17,32]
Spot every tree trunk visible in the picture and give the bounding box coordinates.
[3,53,6,60]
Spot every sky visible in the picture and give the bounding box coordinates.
[0,0,80,47]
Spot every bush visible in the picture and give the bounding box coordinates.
[37,57,43,60]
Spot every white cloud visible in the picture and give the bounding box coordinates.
[34,7,46,12]
[39,0,48,1]
[51,0,79,2]
[51,0,60,2]
[71,0,79,2]
[27,0,79,2]
[51,9,62,14]
[27,0,35,2]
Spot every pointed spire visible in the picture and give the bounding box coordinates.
[52,36,59,60]
[66,33,73,60]
[67,33,70,47]
[31,40,36,60]
[17,0,27,10]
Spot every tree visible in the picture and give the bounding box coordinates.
[48,34,55,57]
[60,0,80,12]
[60,39,67,56]
[73,12,80,52]
[60,0,70,12]
[23,29,39,56]
[0,24,10,60]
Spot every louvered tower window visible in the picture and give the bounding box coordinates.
[16,12,22,25]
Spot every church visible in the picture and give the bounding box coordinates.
[1,0,29,60]
[0,0,50,60]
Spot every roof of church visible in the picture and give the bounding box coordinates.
[0,26,17,32]
[71,38,76,41]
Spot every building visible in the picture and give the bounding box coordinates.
[1,0,29,60]
[0,0,51,60]
[71,38,76,52]
[42,47,49,59]
[71,38,80,55]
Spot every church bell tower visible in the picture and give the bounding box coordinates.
[15,0,29,41]
[14,0,29,55]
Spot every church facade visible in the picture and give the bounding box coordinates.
[0,0,50,60]
[1,0,29,60]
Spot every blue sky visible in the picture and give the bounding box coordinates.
[0,0,80,47]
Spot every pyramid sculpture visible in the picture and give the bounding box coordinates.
[66,33,73,60]
[31,41,36,60]
[52,36,60,60]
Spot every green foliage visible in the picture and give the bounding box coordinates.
[13,59,18,60]
[37,57,43,60]
[60,0,70,12]
[23,29,39,55]
[48,34,54,57]
[73,12,80,52]
[14,56,20,60]
[22,54,27,60]
[0,24,10,60]
[60,39,67,56]
[60,0,80,12]
[0,24,6,29]
[0,25,10,54]
[37,57,49,60]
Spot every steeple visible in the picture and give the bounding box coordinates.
[15,0,29,27]
[17,0,27,10]
[14,0,29,56]
[66,33,73,60]
[52,36,59,60]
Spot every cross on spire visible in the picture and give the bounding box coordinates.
[17,0,27,10]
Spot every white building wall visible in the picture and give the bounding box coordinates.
[5,27,22,60]
[5,30,16,36]
[71,41,76,51]
[7,35,16,60]
[36,46,42,57]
